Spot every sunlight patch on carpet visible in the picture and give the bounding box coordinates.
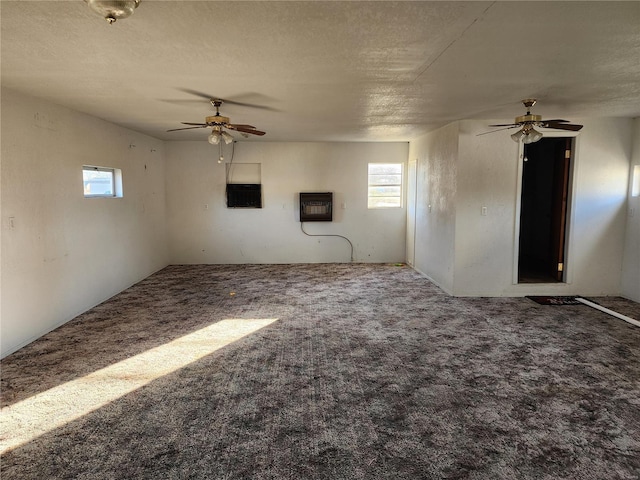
[0,318,278,453]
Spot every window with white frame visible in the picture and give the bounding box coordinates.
[83,165,122,197]
[368,163,403,208]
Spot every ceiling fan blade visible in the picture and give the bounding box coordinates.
[181,122,208,126]
[166,126,208,132]
[177,88,213,101]
[540,119,569,123]
[229,126,266,136]
[488,123,520,127]
[177,88,279,111]
[476,125,521,136]
[219,99,277,111]
[160,99,205,105]
[542,122,583,131]
[226,123,257,130]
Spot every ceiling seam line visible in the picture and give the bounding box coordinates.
[410,1,496,86]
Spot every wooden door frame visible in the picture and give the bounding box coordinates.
[512,132,581,285]
[549,138,572,281]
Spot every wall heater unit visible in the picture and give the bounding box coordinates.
[300,192,333,222]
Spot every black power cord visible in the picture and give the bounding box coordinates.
[225,141,236,185]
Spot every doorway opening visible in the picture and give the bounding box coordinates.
[518,137,573,283]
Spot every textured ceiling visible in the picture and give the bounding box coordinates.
[1,1,639,142]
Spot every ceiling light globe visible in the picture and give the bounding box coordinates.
[523,128,543,144]
[208,132,221,145]
[85,0,141,23]
[221,131,234,145]
[511,130,525,143]
[530,128,543,143]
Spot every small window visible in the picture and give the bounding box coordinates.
[83,166,122,198]
[368,163,403,208]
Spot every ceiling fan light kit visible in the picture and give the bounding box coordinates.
[84,0,140,24]
[511,125,543,144]
[208,128,234,145]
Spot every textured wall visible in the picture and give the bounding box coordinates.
[165,141,408,264]
[621,118,640,302]
[1,88,169,357]
[408,123,459,293]
[454,120,520,295]
[455,118,632,297]
[563,118,632,296]
[409,118,634,297]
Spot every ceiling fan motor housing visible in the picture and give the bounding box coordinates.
[206,115,230,125]
[515,114,542,125]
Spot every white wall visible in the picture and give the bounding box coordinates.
[405,158,417,267]
[454,120,521,295]
[621,118,640,302]
[559,118,631,297]
[1,88,169,357]
[2,87,636,357]
[166,141,408,264]
[408,123,459,293]
[409,117,634,297]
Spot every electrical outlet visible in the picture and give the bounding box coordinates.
[481,206,488,216]
[9,216,15,229]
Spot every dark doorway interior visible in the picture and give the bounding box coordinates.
[518,137,572,283]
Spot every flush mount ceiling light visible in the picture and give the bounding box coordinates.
[84,0,141,24]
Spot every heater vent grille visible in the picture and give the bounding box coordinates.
[300,192,333,222]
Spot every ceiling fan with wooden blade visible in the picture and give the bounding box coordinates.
[480,99,583,143]
[173,88,279,111]
[167,98,266,142]
[539,120,583,131]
